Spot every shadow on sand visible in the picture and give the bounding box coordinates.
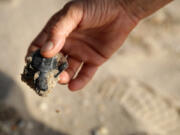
[0,71,68,135]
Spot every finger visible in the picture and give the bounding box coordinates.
[31,31,48,48]
[59,57,82,84]
[25,32,48,61]
[39,2,83,58]
[68,64,98,91]
[25,45,39,62]
[63,38,106,66]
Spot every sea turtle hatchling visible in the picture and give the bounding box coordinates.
[21,50,68,96]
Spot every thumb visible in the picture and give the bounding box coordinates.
[40,2,83,58]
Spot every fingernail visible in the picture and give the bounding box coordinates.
[41,41,54,52]
[59,72,69,84]
[59,75,67,83]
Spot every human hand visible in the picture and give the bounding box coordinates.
[26,0,171,91]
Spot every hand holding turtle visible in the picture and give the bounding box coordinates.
[26,0,173,91]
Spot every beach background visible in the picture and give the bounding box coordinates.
[0,0,180,135]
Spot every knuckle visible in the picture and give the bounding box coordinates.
[51,25,59,35]
[67,67,76,77]
[48,25,59,39]
[66,2,83,21]
[92,56,107,67]
[82,71,92,80]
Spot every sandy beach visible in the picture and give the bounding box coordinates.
[0,0,180,135]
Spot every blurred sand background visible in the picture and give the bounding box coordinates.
[0,0,180,135]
